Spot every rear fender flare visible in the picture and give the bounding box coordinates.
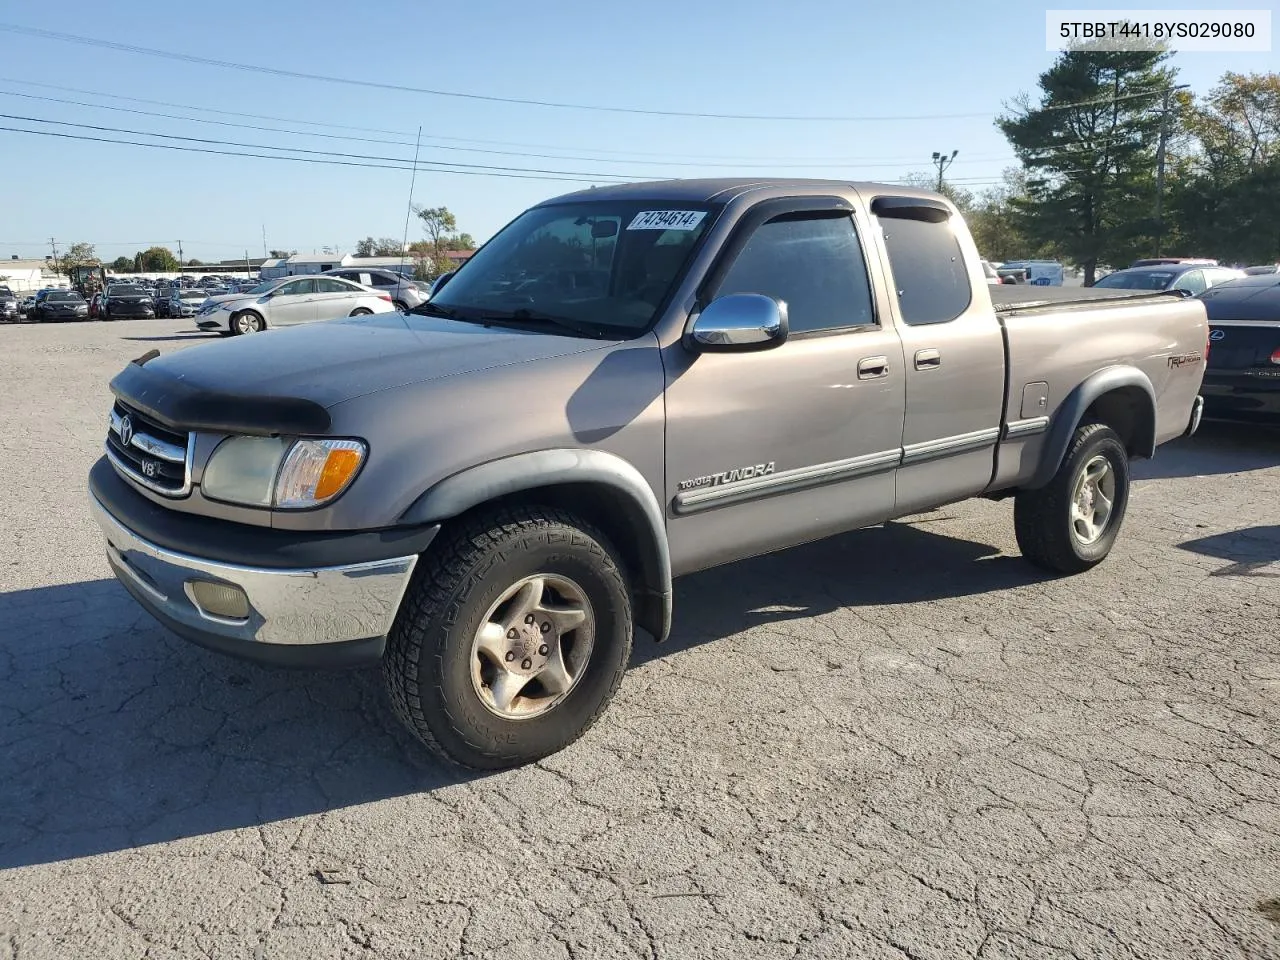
[399,449,673,641]
[1027,366,1156,489]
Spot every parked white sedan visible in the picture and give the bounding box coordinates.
[194,276,396,335]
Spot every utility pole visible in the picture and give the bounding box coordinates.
[262,224,268,258]
[176,240,184,271]
[1153,84,1190,258]
[49,237,59,276]
[931,150,958,191]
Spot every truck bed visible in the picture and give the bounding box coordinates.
[991,284,1185,316]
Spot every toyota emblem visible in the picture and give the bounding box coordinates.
[118,415,134,447]
[1209,329,1226,341]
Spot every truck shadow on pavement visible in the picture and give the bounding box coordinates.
[0,518,1042,870]
[1179,524,1280,578]
[1133,420,1280,481]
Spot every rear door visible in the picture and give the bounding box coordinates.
[265,278,317,326]
[867,196,1006,513]
[313,276,363,320]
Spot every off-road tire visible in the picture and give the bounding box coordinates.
[1014,422,1130,574]
[383,505,633,769]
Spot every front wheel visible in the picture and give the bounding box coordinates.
[383,505,633,770]
[1014,422,1130,574]
[349,307,373,316]
[229,311,264,335]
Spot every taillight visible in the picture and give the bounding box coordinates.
[377,293,392,302]
[1205,332,1212,362]
[1270,348,1280,365]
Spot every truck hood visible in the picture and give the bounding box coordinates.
[112,312,611,434]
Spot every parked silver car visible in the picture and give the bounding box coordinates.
[194,275,396,335]
[164,288,208,319]
[323,267,429,313]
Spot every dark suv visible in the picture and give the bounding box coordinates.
[0,286,17,322]
[102,283,156,320]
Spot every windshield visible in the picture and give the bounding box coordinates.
[242,280,279,296]
[428,201,718,335]
[180,289,207,299]
[108,285,147,296]
[48,291,84,302]
[1094,271,1174,290]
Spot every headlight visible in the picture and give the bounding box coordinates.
[201,436,366,508]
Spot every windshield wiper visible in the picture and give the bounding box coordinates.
[408,301,461,319]
[472,308,609,339]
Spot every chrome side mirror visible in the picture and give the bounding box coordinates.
[687,293,788,353]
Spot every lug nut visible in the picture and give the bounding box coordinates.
[525,614,536,625]
[521,658,533,670]
[540,621,551,634]
[505,651,516,662]
[507,628,519,640]
[538,644,549,656]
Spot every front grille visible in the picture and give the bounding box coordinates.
[106,402,192,496]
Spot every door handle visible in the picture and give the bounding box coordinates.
[914,348,942,370]
[857,356,888,379]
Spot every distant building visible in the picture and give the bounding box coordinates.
[258,258,289,280]
[346,256,416,276]
[0,257,64,292]
[283,253,349,276]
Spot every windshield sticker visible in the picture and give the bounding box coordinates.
[627,210,707,231]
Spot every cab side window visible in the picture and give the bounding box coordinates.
[713,214,875,334]
[1172,270,1206,295]
[877,214,972,325]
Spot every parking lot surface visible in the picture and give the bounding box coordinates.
[1,318,1279,959]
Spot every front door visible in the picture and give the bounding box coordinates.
[868,199,1006,513]
[266,278,317,326]
[664,201,906,575]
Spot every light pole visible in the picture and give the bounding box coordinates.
[931,150,958,191]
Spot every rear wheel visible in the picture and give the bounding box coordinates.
[230,311,263,335]
[1014,422,1130,574]
[383,505,633,770]
[392,300,408,313]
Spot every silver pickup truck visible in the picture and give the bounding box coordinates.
[89,179,1208,769]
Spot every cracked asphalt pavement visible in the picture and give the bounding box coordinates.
[2,318,1280,959]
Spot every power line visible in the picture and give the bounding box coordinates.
[0,112,648,179]
[0,125,637,183]
[0,77,1023,166]
[0,87,1021,171]
[0,23,994,123]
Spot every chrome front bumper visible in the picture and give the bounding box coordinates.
[91,496,417,662]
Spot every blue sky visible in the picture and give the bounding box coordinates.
[0,1,1271,263]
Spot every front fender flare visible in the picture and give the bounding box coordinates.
[1027,365,1156,490]
[398,449,673,642]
